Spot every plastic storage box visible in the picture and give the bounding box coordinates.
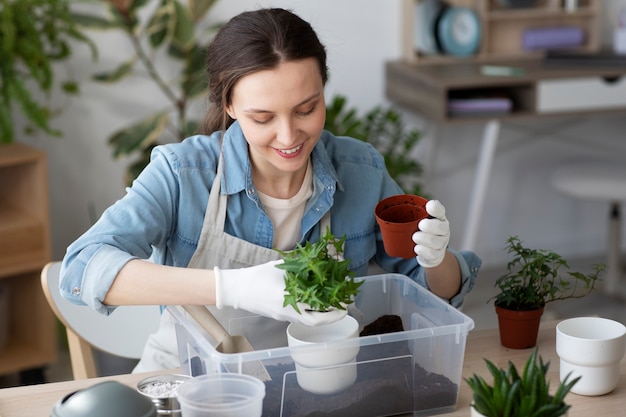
[169,273,474,417]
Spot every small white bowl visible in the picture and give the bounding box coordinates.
[556,317,626,396]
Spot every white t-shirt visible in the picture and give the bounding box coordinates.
[257,160,313,251]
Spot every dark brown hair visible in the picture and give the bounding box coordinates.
[201,8,328,135]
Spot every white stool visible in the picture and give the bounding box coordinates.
[551,161,626,299]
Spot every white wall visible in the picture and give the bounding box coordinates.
[17,0,626,270]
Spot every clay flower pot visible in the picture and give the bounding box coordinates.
[495,306,544,349]
[375,194,429,259]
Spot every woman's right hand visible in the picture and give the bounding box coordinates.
[214,260,346,326]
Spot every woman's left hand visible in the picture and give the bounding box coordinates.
[412,200,450,268]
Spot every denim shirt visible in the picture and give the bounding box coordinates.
[60,122,481,314]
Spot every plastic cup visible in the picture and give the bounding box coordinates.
[176,374,265,417]
[556,317,626,396]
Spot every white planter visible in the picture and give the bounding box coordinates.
[287,315,360,395]
[556,317,626,396]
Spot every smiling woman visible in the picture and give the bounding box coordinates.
[60,7,481,374]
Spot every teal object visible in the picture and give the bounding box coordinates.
[437,6,482,57]
[51,381,157,417]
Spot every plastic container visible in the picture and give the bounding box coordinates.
[169,273,475,417]
[176,374,265,417]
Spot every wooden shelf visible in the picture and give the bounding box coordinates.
[0,143,56,377]
[404,0,601,64]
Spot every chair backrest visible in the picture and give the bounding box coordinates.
[41,261,161,379]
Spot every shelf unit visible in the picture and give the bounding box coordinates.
[403,0,601,64]
[0,143,56,376]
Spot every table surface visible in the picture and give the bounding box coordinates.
[0,320,623,417]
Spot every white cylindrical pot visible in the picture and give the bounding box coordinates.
[556,317,626,396]
[287,315,360,395]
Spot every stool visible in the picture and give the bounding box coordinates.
[551,161,626,299]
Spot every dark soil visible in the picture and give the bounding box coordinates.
[261,314,458,417]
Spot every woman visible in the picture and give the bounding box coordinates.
[60,8,481,372]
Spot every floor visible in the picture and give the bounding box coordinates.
[1,254,624,389]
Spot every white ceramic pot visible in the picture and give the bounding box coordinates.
[287,315,360,395]
[556,317,626,396]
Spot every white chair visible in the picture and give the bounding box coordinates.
[551,160,626,299]
[41,261,162,379]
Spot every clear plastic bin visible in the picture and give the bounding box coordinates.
[169,273,474,417]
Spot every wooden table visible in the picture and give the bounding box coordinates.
[0,320,623,416]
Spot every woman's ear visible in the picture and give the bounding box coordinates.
[226,105,236,120]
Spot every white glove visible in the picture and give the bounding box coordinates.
[214,259,347,326]
[412,200,450,268]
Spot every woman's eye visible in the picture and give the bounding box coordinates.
[252,117,273,125]
[297,106,316,117]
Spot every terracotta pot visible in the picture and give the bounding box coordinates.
[495,305,544,349]
[375,194,429,259]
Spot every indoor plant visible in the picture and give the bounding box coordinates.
[466,348,579,417]
[325,95,425,197]
[1,0,96,143]
[491,236,604,349]
[275,228,362,314]
[72,0,220,184]
[277,228,363,395]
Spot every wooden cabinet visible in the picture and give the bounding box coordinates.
[403,0,601,64]
[0,143,56,377]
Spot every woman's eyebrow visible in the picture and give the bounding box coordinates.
[243,92,321,114]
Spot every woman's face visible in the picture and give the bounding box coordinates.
[226,58,326,178]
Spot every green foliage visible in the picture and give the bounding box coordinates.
[491,236,605,311]
[72,0,219,185]
[276,228,362,314]
[325,95,425,197]
[466,348,579,417]
[0,0,97,143]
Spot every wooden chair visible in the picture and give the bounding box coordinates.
[40,261,161,379]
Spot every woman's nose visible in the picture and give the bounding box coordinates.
[276,118,297,146]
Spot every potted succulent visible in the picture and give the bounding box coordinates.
[491,236,604,349]
[276,229,363,395]
[276,228,362,314]
[466,348,579,417]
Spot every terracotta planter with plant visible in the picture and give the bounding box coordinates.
[491,236,604,349]
[466,348,579,417]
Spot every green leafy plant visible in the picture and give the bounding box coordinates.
[491,236,604,311]
[0,0,97,143]
[276,228,362,313]
[325,95,425,197]
[72,0,220,184]
[465,348,579,417]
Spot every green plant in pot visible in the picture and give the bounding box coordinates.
[466,348,579,417]
[276,228,362,313]
[491,236,604,349]
[277,228,363,395]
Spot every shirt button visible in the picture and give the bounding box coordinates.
[72,287,81,296]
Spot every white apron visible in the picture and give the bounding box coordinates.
[133,157,330,372]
